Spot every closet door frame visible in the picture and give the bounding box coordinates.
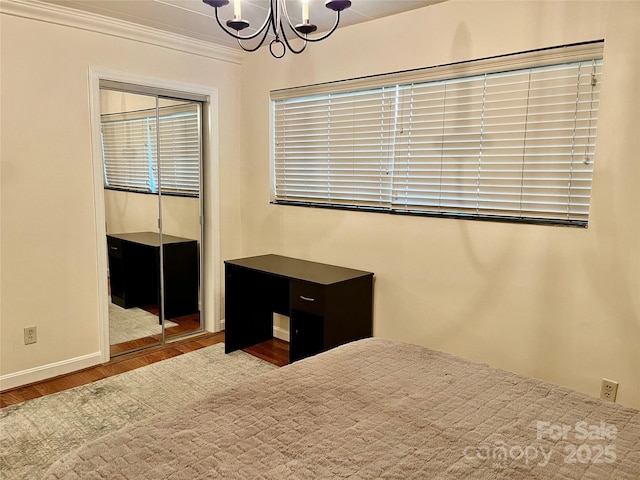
[89,67,221,363]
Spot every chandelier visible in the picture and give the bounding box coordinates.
[202,0,352,58]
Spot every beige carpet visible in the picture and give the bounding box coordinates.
[0,343,277,480]
[108,302,177,345]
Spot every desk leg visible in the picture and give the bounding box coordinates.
[224,265,275,353]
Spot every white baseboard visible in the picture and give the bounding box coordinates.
[219,319,290,343]
[273,325,290,342]
[0,351,102,391]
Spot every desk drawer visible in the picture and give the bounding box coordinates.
[291,281,325,315]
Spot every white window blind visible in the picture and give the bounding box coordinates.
[274,88,397,207]
[101,105,200,196]
[157,110,201,195]
[101,116,156,192]
[272,43,603,226]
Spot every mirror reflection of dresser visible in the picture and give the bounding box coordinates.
[107,232,199,322]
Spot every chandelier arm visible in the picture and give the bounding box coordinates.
[279,21,307,55]
[204,0,346,57]
[213,4,272,42]
[236,26,272,53]
[270,0,280,37]
[287,11,342,43]
[279,0,295,29]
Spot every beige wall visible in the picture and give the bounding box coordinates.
[104,190,200,241]
[0,7,243,379]
[240,0,640,407]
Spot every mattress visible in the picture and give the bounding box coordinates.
[44,338,640,479]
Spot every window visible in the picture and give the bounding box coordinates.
[101,103,201,197]
[272,42,603,226]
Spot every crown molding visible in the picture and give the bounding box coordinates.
[0,0,245,65]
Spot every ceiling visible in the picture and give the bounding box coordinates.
[40,0,445,50]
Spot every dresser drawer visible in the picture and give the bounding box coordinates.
[107,236,123,260]
[291,281,325,315]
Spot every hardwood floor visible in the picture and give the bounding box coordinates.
[0,333,289,409]
[242,337,290,367]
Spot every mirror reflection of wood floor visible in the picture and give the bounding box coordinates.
[109,307,201,356]
[0,334,289,408]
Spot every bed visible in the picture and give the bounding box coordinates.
[44,338,640,479]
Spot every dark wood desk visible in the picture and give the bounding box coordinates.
[107,232,199,321]
[224,254,374,362]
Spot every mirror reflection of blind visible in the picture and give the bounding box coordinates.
[272,43,603,226]
[101,104,200,197]
[101,116,154,192]
[157,109,200,195]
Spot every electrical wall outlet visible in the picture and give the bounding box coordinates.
[24,326,37,345]
[600,378,618,402]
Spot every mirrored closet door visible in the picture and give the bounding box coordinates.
[100,84,204,357]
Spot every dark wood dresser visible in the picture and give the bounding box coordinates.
[107,232,198,321]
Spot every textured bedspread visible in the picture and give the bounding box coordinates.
[45,338,640,479]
